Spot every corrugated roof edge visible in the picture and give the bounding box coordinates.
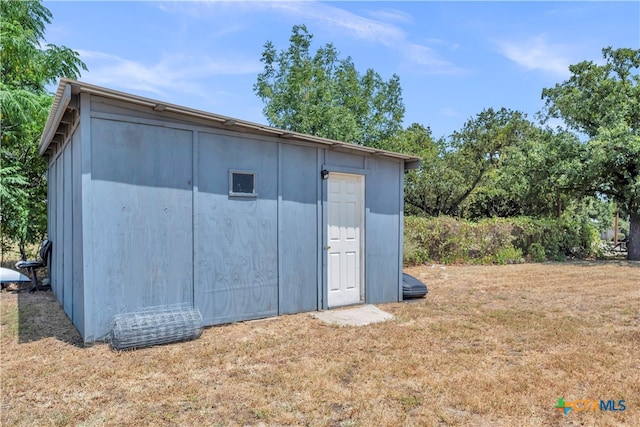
[39,78,421,168]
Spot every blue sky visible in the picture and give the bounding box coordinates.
[44,1,639,139]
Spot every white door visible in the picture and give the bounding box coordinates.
[327,173,364,307]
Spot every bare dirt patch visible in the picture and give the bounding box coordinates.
[1,262,638,426]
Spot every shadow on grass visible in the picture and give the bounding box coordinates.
[2,283,84,347]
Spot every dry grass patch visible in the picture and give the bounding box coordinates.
[1,261,639,426]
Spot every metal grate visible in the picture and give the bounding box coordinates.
[109,304,203,350]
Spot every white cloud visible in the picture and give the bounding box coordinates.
[366,8,414,25]
[403,44,467,75]
[77,51,170,95]
[169,0,464,75]
[424,37,460,51]
[77,49,262,97]
[495,34,571,77]
[270,1,466,75]
[439,107,462,118]
[266,1,405,46]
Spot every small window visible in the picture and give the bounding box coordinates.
[229,170,257,197]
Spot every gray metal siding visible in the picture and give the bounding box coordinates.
[278,144,318,314]
[55,154,64,303]
[62,143,73,315]
[71,131,84,334]
[364,157,403,304]
[90,95,202,130]
[325,150,365,169]
[78,92,92,339]
[47,159,57,297]
[195,131,278,324]
[87,118,194,340]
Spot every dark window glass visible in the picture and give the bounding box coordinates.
[232,173,255,194]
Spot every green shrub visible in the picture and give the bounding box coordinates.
[403,239,430,265]
[404,215,598,266]
[528,243,546,262]
[494,246,524,265]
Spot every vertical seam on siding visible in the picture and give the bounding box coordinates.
[318,148,325,310]
[277,143,282,315]
[192,131,199,308]
[398,161,404,302]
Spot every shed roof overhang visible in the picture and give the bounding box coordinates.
[40,79,421,169]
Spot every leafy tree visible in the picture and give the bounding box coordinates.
[466,127,584,219]
[542,47,640,260]
[397,124,453,217]
[1,0,86,258]
[404,108,533,217]
[389,122,438,158]
[446,108,532,216]
[404,141,468,217]
[254,24,405,148]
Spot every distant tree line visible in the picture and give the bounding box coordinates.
[255,26,639,260]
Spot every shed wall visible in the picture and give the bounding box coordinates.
[62,144,73,315]
[55,153,63,302]
[86,118,194,341]
[325,150,365,169]
[46,95,407,342]
[47,128,85,336]
[47,156,56,297]
[278,144,319,314]
[195,131,278,325]
[320,154,404,306]
[71,130,84,331]
[364,157,403,303]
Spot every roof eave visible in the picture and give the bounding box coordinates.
[39,79,421,164]
[39,79,72,156]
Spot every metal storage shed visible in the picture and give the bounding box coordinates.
[40,79,421,343]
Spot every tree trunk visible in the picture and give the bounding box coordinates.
[445,169,486,217]
[628,212,640,261]
[19,242,27,261]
